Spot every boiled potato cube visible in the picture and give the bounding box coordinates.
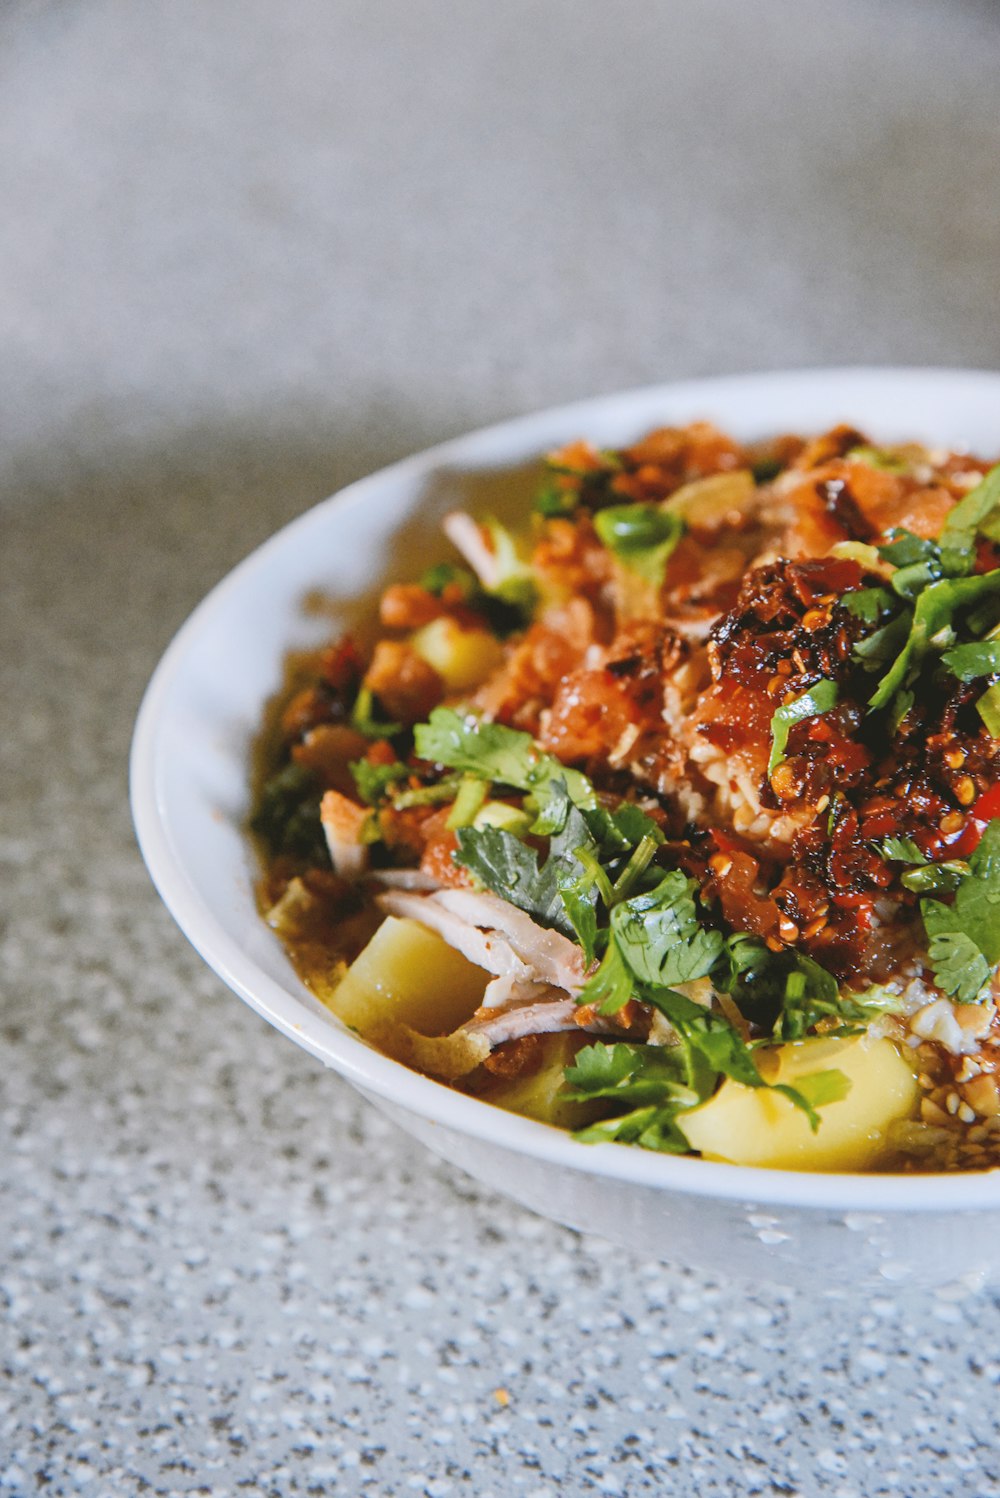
[411,618,504,693]
[679,1034,918,1172]
[485,1033,599,1130]
[329,916,486,1036]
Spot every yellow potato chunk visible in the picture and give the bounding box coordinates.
[485,1034,599,1130]
[679,1034,919,1172]
[329,916,486,1037]
[410,618,504,693]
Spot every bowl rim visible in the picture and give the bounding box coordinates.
[131,364,1000,1215]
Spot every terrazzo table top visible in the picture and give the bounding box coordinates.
[3,2,1000,1493]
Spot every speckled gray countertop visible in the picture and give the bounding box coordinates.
[4,2,1000,1493]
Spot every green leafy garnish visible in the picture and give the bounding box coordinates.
[564,1042,696,1151]
[901,863,967,896]
[941,639,1000,682]
[751,455,786,484]
[351,686,403,740]
[713,935,894,1040]
[768,680,838,774]
[453,784,599,943]
[846,445,911,473]
[593,504,685,587]
[608,872,724,989]
[445,775,488,829]
[922,819,1000,1002]
[420,548,534,635]
[842,586,896,625]
[881,835,927,864]
[251,763,328,862]
[939,463,1000,564]
[420,561,477,599]
[350,758,408,805]
[414,708,596,808]
[867,572,1000,714]
[978,682,1000,738]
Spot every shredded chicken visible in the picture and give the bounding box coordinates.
[442,511,503,589]
[375,889,536,982]
[433,888,586,992]
[320,790,370,879]
[481,974,559,1010]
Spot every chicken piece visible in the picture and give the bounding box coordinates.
[320,790,370,879]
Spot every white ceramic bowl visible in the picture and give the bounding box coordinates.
[132,368,1000,1291]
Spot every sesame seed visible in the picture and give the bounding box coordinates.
[946,1091,961,1115]
[955,776,977,807]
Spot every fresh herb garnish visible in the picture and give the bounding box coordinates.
[350,758,408,805]
[941,639,1000,682]
[768,680,838,774]
[593,504,685,587]
[978,682,1000,738]
[351,686,403,740]
[607,872,724,990]
[938,463,1000,564]
[568,1047,698,1150]
[251,763,328,862]
[880,835,927,864]
[842,586,896,625]
[922,819,1000,1002]
[414,708,596,808]
[454,821,586,940]
[713,935,897,1040]
[867,572,1000,714]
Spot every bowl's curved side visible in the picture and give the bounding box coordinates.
[362,1091,1000,1291]
[131,366,1000,1266]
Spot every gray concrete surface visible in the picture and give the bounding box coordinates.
[3,1,1000,1493]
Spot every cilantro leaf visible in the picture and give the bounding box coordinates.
[924,931,991,1004]
[853,610,913,674]
[453,824,580,940]
[939,463,1000,562]
[881,836,927,863]
[941,639,1000,682]
[576,938,634,1014]
[713,934,889,1040]
[453,780,601,943]
[768,679,838,774]
[350,758,408,805]
[787,1069,853,1111]
[420,561,477,598]
[251,763,328,863]
[900,863,967,896]
[638,986,842,1131]
[351,686,403,740]
[564,1043,702,1153]
[414,709,596,808]
[572,1106,694,1152]
[842,586,896,625]
[868,572,1000,714]
[564,1039,692,1104]
[610,872,724,988]
[593,504,685,587]
[922,819,1000,1001]
[978,682,1000,737]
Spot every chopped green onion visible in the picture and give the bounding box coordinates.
[445,775,489,829]
[593,504,684,587]
[768,680,838,774]
[977,682,1000,738]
